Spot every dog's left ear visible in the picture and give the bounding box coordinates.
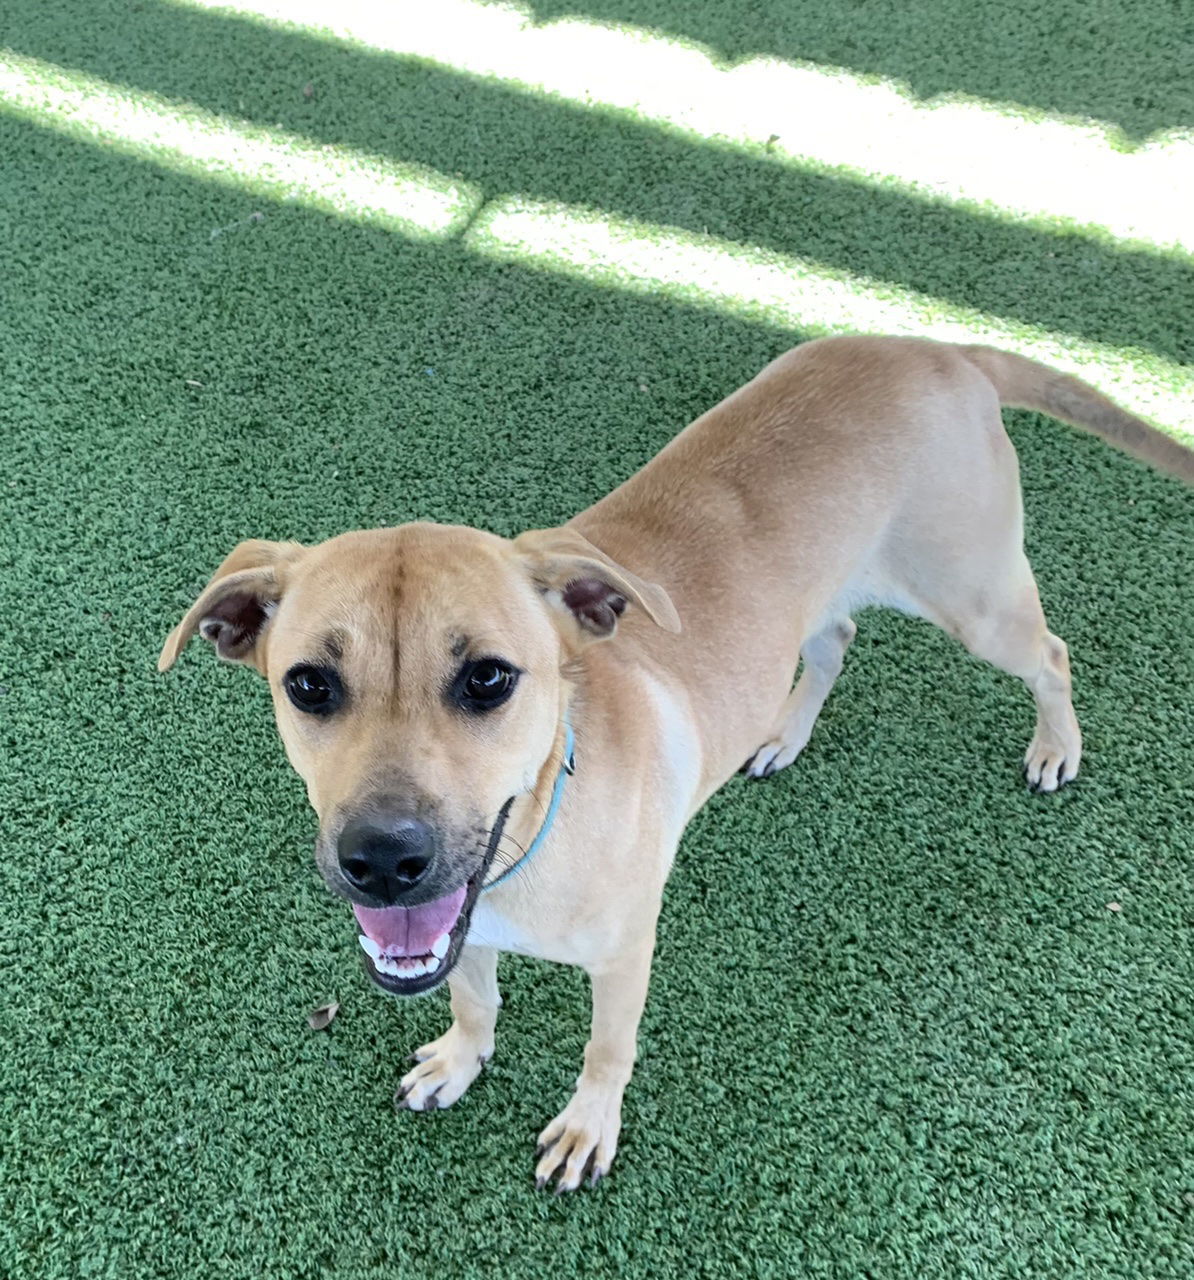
[158,539,306,673]
[513,527,681,641]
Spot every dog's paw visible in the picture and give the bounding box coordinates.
[534,1088,622,1192]
[742,733,807,779]
[395,1025,491,1112]
[1024,734,1079,793]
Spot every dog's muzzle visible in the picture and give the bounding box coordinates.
[347,800,513,996]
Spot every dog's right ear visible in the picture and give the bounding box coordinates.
[157,539,305,674]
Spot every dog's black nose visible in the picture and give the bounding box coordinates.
[337,815,434,902]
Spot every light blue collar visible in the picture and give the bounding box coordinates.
[483,721,575,893]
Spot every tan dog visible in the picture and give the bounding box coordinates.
[159,335,1192,1191]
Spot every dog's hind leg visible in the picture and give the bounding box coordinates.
[743,616,856,778]
[880,392,1080,792]
[942,557,1081,792]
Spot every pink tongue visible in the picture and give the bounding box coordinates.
[353,885,468,957]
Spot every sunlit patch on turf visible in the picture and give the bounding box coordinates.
[0,53,480,239]
[467,199,1194,439]
[172,0,1194,252]
[1,52,1189,441]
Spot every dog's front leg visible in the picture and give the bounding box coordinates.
[396,944,499,1112]
[534,940,654,1192]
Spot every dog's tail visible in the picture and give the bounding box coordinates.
[958,344,1194,483]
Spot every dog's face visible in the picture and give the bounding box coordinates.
[160,522,678,995]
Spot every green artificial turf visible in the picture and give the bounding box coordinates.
[1,3,1192,1278]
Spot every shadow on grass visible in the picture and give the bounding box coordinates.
[0,0,1189,366]
[526,0,1194,143]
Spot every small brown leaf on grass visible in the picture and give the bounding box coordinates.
[303,81,315,100]
[308,1001,340,1030]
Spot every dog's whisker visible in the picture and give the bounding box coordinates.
[495,829,529,853]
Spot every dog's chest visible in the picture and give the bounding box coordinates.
[466,900,540,956]
[466,897,605,965]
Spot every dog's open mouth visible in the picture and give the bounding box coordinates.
[349,799,512,996]
[352,869,484,996]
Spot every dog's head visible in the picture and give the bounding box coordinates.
[159,523,678,994]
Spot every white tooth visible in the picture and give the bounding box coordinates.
[431,933,451,959]
[409,959,428,977]
[358,935,382,961]
[375,955,402,977]
[425,955,441,974]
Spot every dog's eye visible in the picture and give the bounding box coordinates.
[283,664,341,715]
[457,659,518,711]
